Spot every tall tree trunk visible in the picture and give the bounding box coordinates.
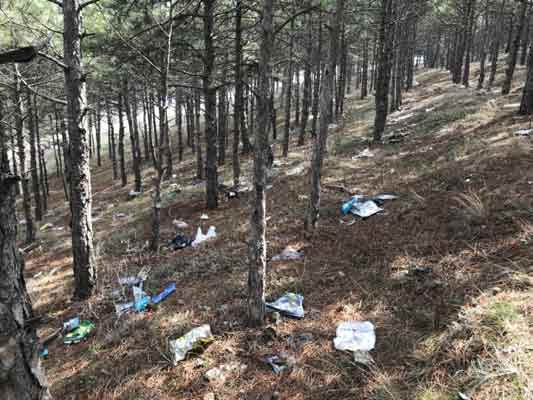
[502,0,528,95]
[95,100,102,167]
[519,43,533,114]
[294,64,300,127]
[0,131,51,399]
[298,10,313,146]
[282,18,295,158]
[520,4,532,66]
[176,88,184,162]
[26,89,43,222]
[13,72,34,244]
[124,84,142,192]
[373,0,394,143]
[248,0,273,328]
[195,89,203,180]
[361,34,369,99]
[57,109,71,202]
[306,0,344,230]
[105,97,118,180]
[63,0,97,299]
[311,12,322,138]
[34,97,48,212]
[488,0,506,90]
[478,10,489,89]
[117,93,127,187]
[204,0,218,209]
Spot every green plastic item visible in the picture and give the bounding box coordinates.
[63,320,95,345]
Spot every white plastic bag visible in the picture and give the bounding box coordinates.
[333,321,376,352]
[169,324,213,365]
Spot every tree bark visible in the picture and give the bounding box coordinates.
[204,0,218,209]
[117,93,127,187]
[306,0,344,230]
[502,0,528,95]
[13,72,35,244]
[298,9,313,146]
[282,18,295,158]
[105,97,118,180]
[26,89,43,222]
[519,43,533,114]
[63,0,97,299]
[248,0,273,328]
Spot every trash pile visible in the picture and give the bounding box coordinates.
[341,193,398,219]
[113,267,176,317]
[168,224,217,251]
[39,316,96,358]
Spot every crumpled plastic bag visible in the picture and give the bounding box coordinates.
[333,321,375,352]
[350,200,383,218]
[266,293,304,319]
[169,324,214,365]
[192,226,217,247]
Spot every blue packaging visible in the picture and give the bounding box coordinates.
[152,283,177,304]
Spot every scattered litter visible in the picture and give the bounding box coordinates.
[341,193,397,218]
[350,200,383,218]
[115,302,134,316]
[168,233,193,250]
[63,317,80,333]
[133,286,150,312]
[114,212,127,219]
[192,226,217,247]
[172,220,189,229]
[457,393,470,400]
[64,320,95,345]
[352,148,374,159]
[39,347,49,358]
[200,214,209,220]
[40,223,54,231]
[272,246,304,261]
[204,362,247,384]
[33,271,44,278]
[503,103,520,109]
[410,266,433,276]
[328,124,338,130]
[297,194,308,201]
[152,283,176,304]
[169,324,214,365]
[53,226,65,231]
[266,293,304,319]
[287,165,306,176]
[334,321,376,352]
[128,190,142,200]
[390,112,414,123]
[169,183,181,192]
[264,353,296,374]
[118,276,142,287]
[425,107,435,113]
[514,128,532,137]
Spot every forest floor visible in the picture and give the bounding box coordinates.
[24,61,533,400]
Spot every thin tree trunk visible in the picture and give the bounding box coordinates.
[488,0,506,90]
[117,93,127,187]
[105,97,118,180]
[176,88,184,162]
[195,89,203,180]
[306,0,344,230]
[502,0,528,95]
[248,0,273,328]
[14,72,34,244]
[311,12,322,138]
[204,0,218,209]
[26,89,43,222]
[124,83,142,192]
[282,18,295,158]
[298,10,313,146]
[95,100,102,167]
[519,43,533,114]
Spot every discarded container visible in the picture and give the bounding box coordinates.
[134,296,150,312]
[200,214,209,220]
[63,317,80,333]
[334,321,376,352]
[169,234,192,250]
[128,190,142,199]
[152,283,176,304]
[272,246,304,261]
[64,320,95,345]
[266,293,304,319]
[39,346,49,358]
[341,196,363,215]
[169,324,214,365]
